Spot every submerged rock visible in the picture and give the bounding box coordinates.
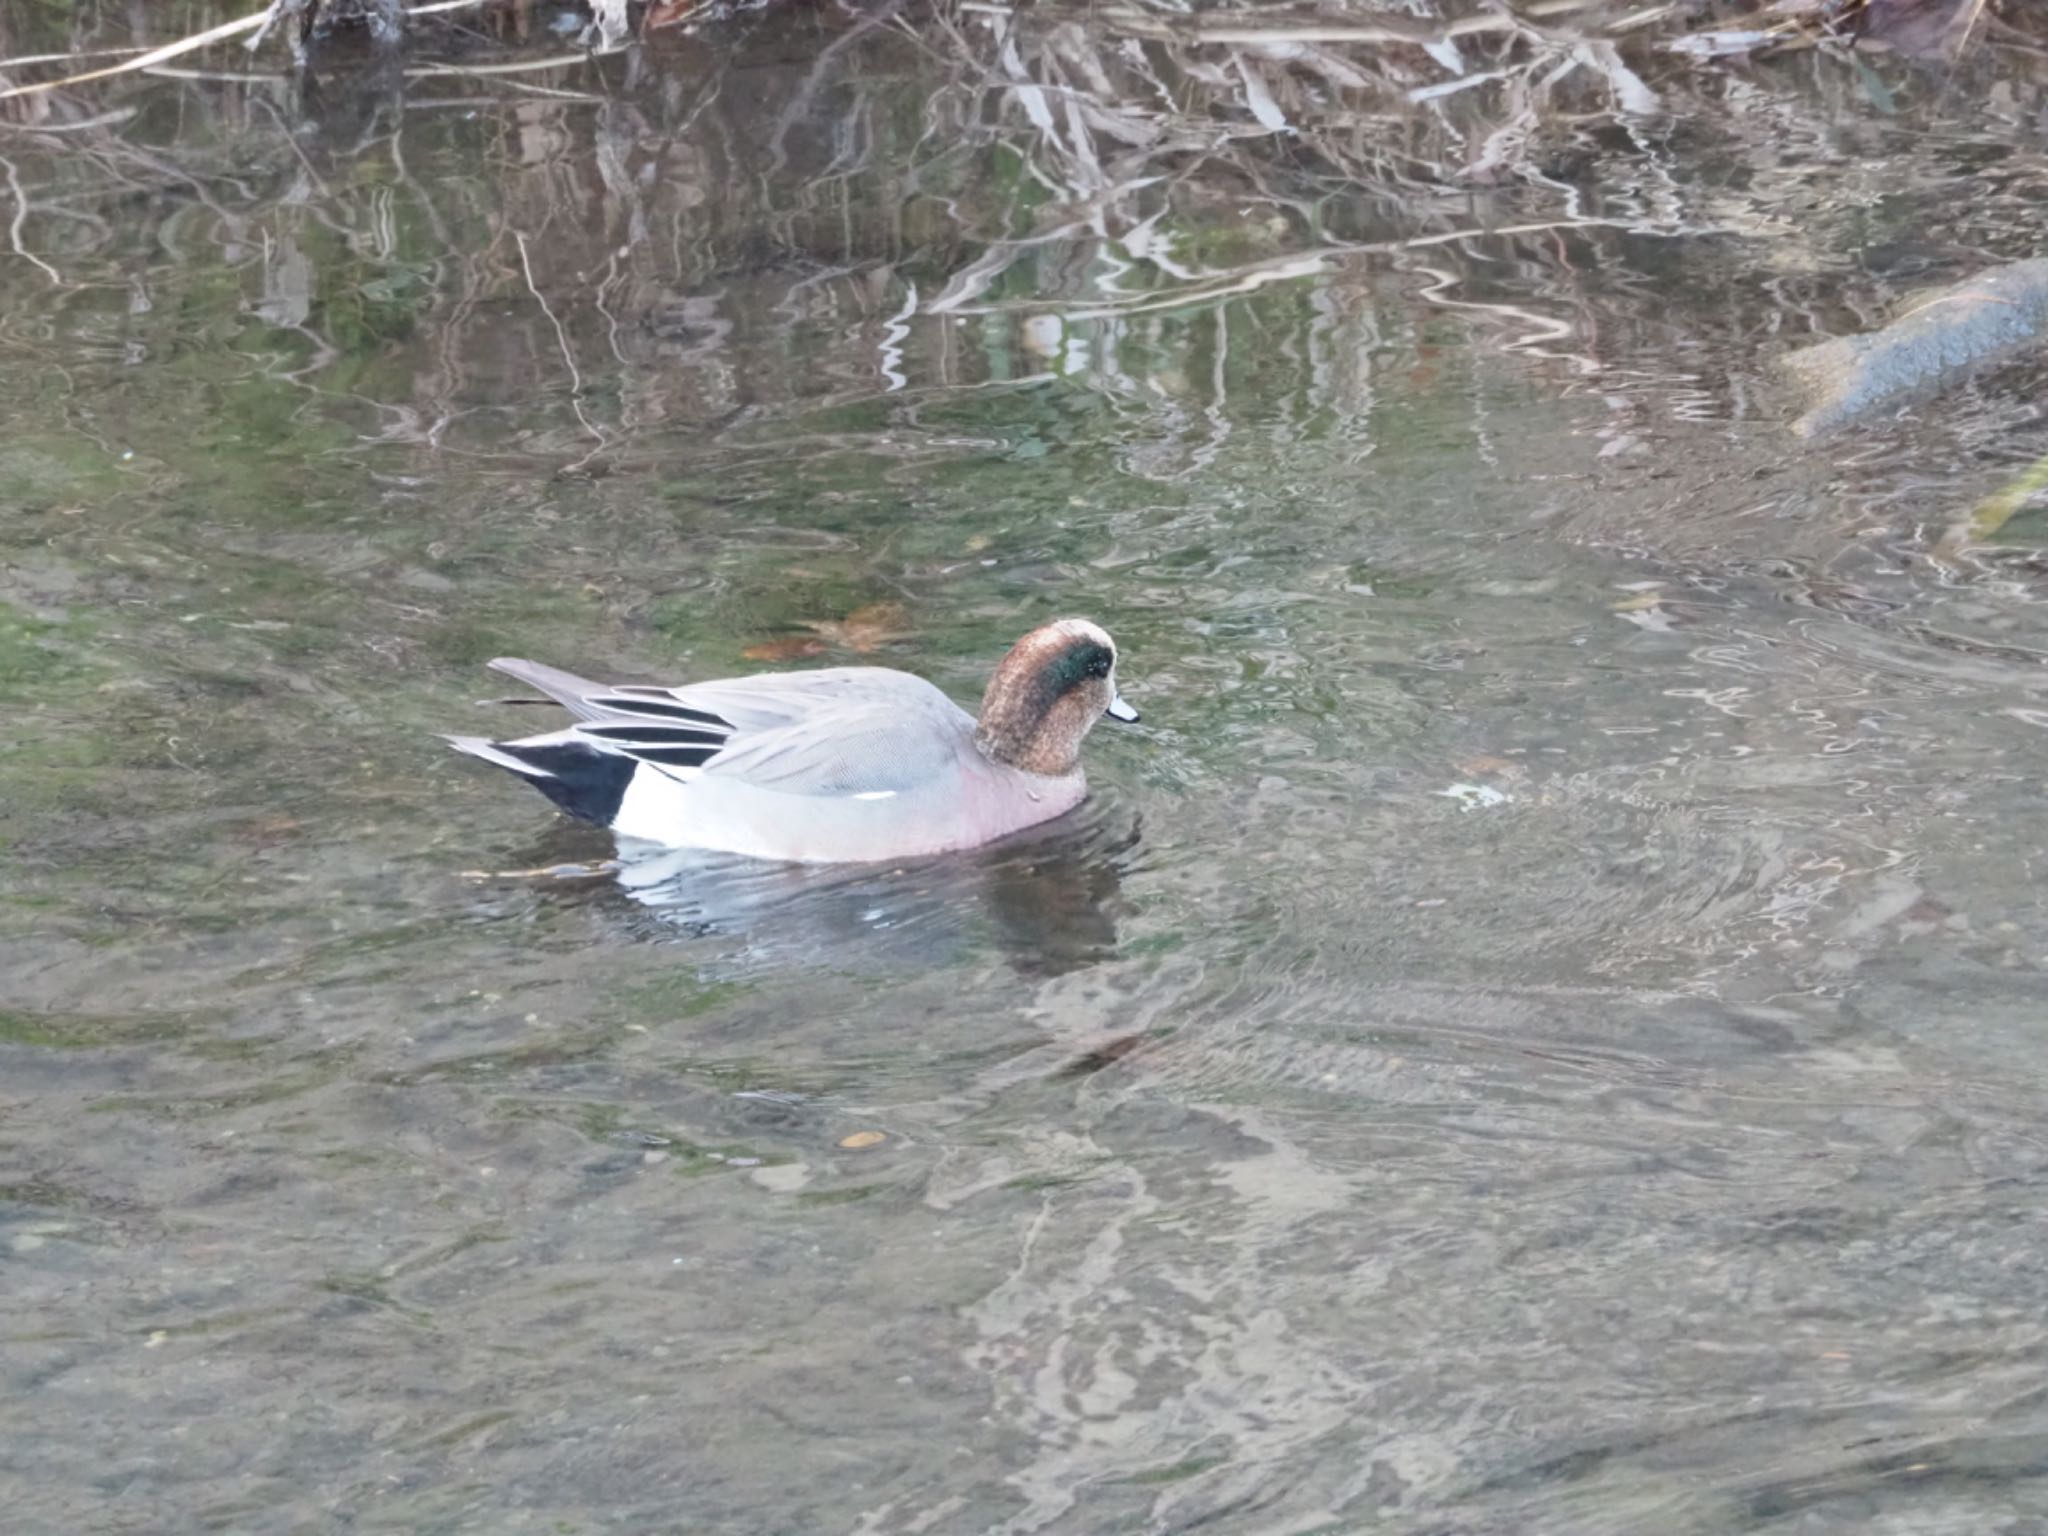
[1779,258,2048,437]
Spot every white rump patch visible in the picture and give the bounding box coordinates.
[611,763,700,841]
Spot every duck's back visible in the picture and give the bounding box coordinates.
[687,667,978,795]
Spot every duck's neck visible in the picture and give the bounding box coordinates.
[976,689,1093,777]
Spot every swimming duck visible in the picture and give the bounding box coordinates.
[444,618,1138,863]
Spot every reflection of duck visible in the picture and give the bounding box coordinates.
[446,620,1139,863]
[604,800,1136,980]
[976,811,1137,978]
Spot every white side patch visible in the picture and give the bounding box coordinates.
[610,764,697,842]
[850,790,897,801]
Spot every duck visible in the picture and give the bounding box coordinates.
[444,617,1139,864]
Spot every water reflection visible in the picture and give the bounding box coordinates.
[605,800,1136,979]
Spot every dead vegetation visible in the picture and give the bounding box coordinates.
[1,1,2045,477]
[0,2,2034,108]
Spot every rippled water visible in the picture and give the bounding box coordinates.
[6,9,2048,1533]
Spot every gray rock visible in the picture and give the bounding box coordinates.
[1780,258,2048,437]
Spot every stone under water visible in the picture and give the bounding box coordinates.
[1779,258,2048,437]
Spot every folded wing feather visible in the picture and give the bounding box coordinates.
[486,657,979,796]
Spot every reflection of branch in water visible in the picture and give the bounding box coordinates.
[932,216,1688,326]
[408,49,624,91]
[767,0,910,175]
[1409,259,1597,376]
[1185,301,1232,481]
[0,2,1965,481]
[0,9,273,101]
[514,227,605,447]
[0,151,61,284]
[878,281,917,393]
[460,860,622,881]
[0,107,139,134]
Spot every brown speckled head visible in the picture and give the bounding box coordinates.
[975,618,1136,776]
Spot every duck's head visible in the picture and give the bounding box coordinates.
[975,617,1139,777]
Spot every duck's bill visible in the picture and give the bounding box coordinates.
[1106,693,1141,723]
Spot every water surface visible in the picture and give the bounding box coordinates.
[5,10,2048,1533]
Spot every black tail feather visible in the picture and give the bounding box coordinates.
[492,741,636,827]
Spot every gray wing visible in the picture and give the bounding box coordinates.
[698,690,979,796]
[664,668,962,736]
[486,657,975,791]
[491,657,945,730]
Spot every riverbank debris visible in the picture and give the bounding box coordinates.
[1779,258,2048,438]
